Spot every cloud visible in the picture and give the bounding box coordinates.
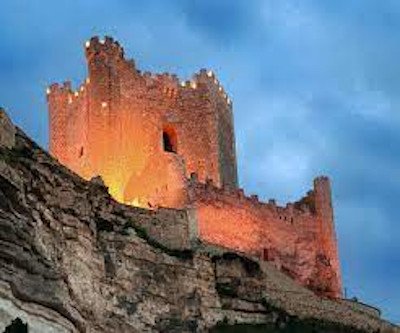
[0,0,399,323]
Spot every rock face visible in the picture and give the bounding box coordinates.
[0,108,15,149]
[0,110,398,332]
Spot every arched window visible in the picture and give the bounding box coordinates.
[4,318,28,333]
[162,125,177,153]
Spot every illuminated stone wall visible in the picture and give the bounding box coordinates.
[47,36,341,298]
[47,36,237,208]
[187,175,342,298]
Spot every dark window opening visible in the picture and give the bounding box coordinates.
[4,318,28,333]
[79,147,84,158]
[162,126,177,153]
[163,132,174,152]
[263,248,269,261]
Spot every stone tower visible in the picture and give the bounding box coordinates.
[48,36,238,207]
[47,36,342,298]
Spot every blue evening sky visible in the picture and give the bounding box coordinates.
[0,0,399,323]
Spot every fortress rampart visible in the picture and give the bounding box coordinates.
[47,36,341,298]
[186,173,341,297]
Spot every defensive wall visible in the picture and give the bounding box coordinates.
[186,173,342,298]
[46,36,342,299]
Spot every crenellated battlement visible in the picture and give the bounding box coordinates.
[187,171,341,297]
[134,67,232,108]
[85,35,125,61]
[48,36,231,111]
[187,172,318,222]
[192,68,232,107]
[46,79,90,107]
[137,71,180,85]
[128,64,233,108]
[46,81,72,97]
[155,72,179,85]
[46,36,341,298]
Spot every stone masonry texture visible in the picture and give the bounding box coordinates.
[0,108,399,332]
[47,36,340,298]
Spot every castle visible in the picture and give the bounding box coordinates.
[47,36,342,298]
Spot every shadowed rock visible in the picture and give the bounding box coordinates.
[0,109,397,332]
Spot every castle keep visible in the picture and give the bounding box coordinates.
[47,36,342,298]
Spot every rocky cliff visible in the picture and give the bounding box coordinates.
[0,108,398,332]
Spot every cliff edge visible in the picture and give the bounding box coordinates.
[0,108,398,332]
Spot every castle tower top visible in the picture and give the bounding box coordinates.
[47,36,238,204]
[85,36,125,61]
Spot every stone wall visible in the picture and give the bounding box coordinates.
[0,110,398,332]
[121,205,198,251]
[187,175,342,298]
[45,36,342,299]
[47,36,238,208]
[337,299,381,319]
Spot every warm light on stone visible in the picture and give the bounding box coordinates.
[47,36,342,298]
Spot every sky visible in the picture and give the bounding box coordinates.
[0,0,399,324]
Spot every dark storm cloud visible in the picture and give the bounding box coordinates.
[0,0,398,323]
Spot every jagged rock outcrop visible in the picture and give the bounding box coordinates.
[0,108,398,332]
[0,108,15,149]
